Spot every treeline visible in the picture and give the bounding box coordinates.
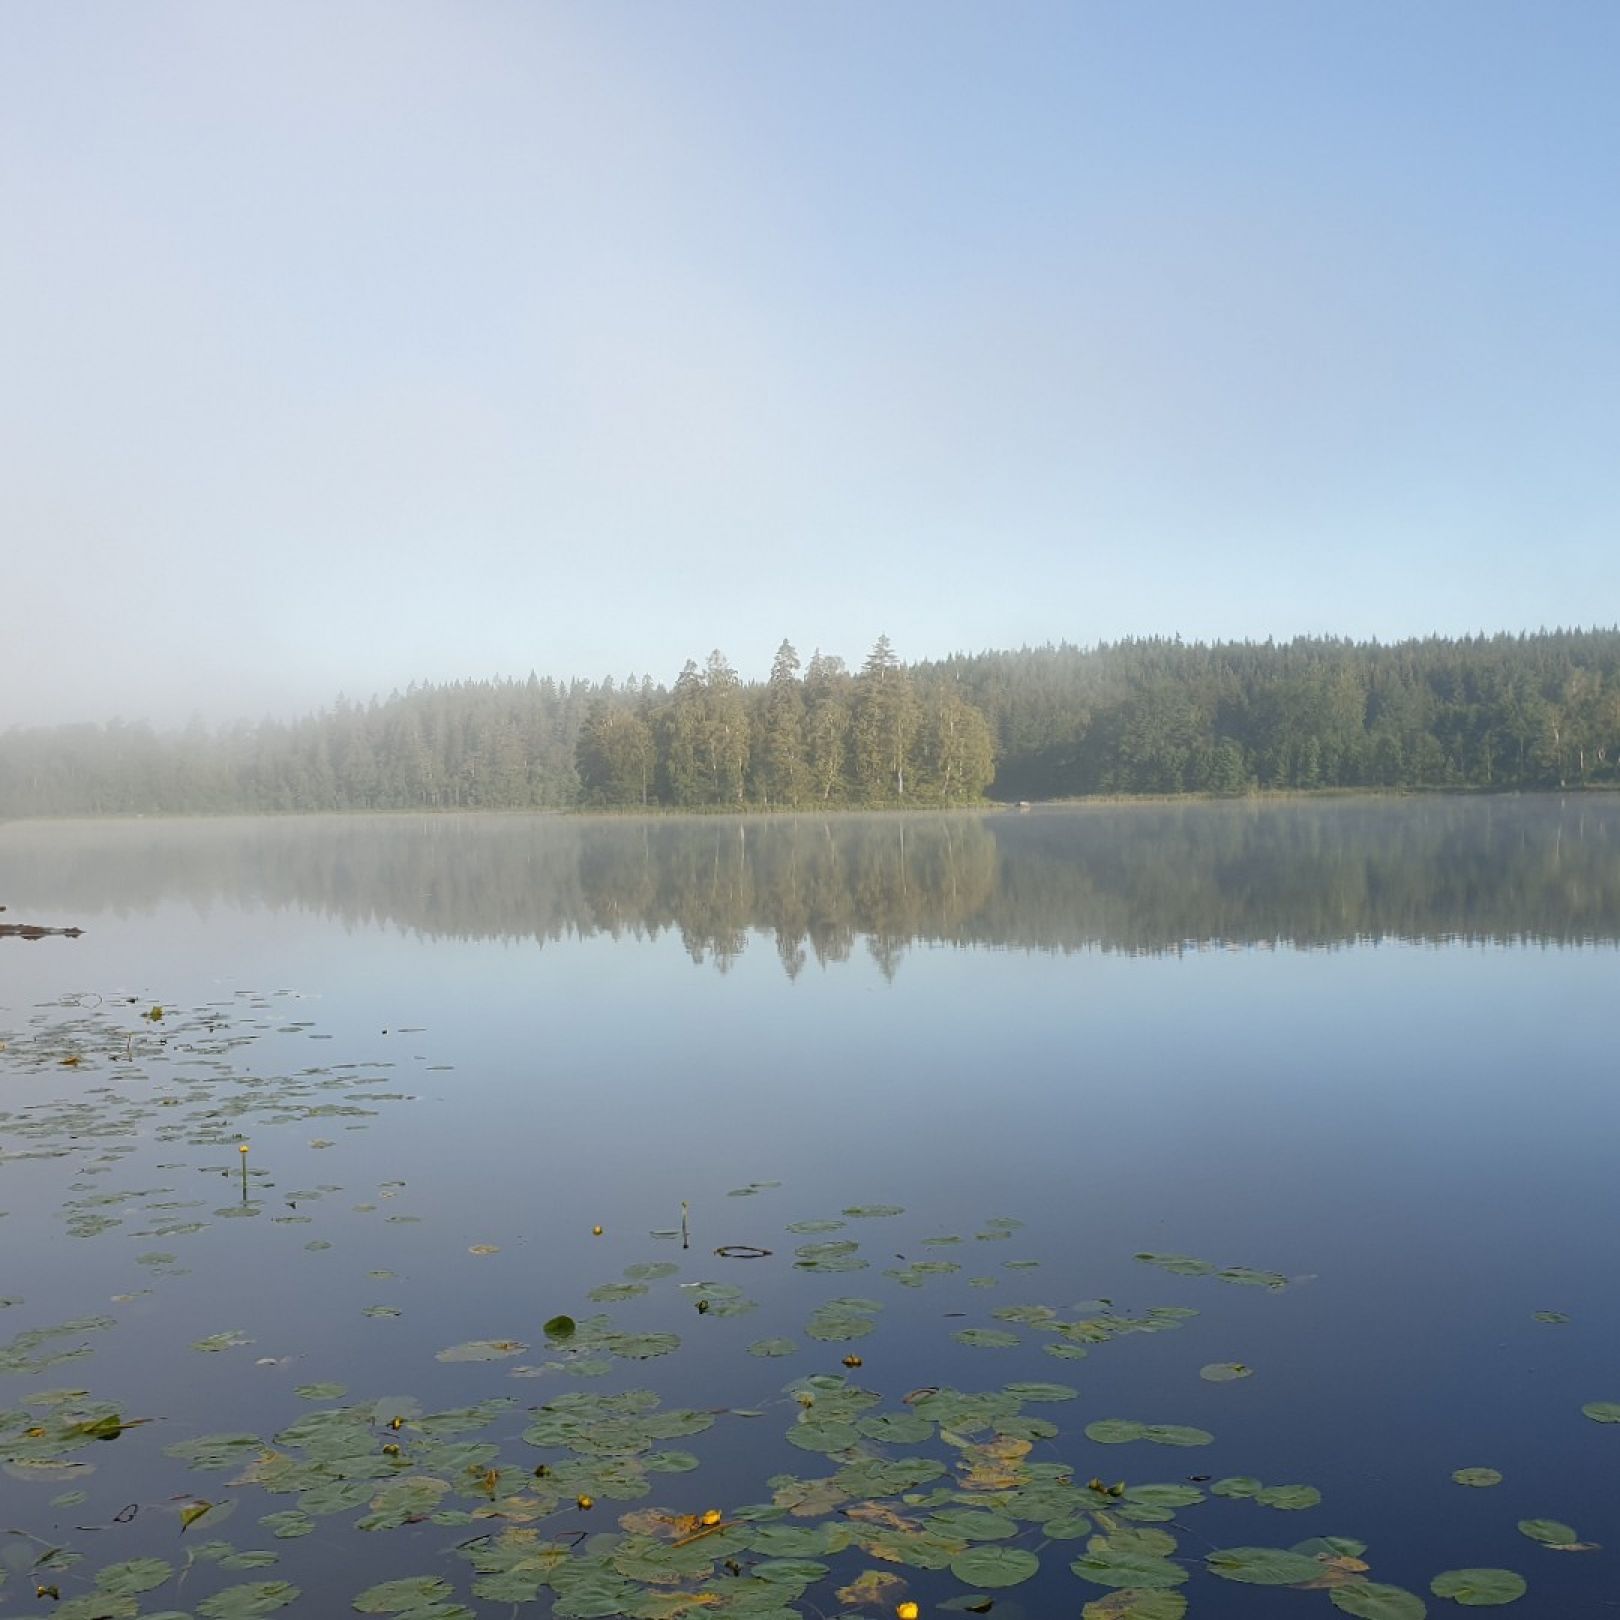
[575,639,994,808]
[952,629,1620,798]
[3,628,1620,817]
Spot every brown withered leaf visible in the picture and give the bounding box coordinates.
[836,1569,908,1608]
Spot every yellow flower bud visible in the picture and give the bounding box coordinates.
[700,1508,722,1526]
[576,1494,594,1510]
[897,1604,920,1620]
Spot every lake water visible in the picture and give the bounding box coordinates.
[2,799,1618,1619]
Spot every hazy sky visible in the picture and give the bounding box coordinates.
[4,2,1617,727]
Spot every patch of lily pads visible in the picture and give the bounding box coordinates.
[0,995,1608,1619]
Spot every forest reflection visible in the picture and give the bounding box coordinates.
[5,797,1620,975]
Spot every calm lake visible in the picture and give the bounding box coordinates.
[2,798,1618,1619]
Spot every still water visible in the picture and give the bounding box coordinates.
[1,799,1617,1618]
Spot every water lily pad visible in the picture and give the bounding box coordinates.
[436,1339,526,1362]
[1072,1545,1188,1590]
[1452,1468,1502,1487]
[352,1576,460,1613]
[1329,1582,1429,1619]
[54,1599,138,1620]
[1581,1401,1620,1423]
[1200,1362,1253,1382]
[1134,1252,1214,1276]
[1517,1519,1576,1546]
[1083,1592,1188,1620]
[1531,1310,1569,1324]
[1429,1568,1526,1605]
[196,1581,302,1618]
[592,1279,655,1306]
[95,1559,174,1595]
[806,1302,879,1342]
[748,1337,798,1357]
[842,1204,904,1218]
[949,1545,1039,1587]
[603,1330,680,1359]
[954,1328,1019,1349]
[260,1510,315,1539]
[542,1315,576,1340]
[1207,1546,1328,1585]
[1087,1419,1147,1444]
[1255,1484,1321,1510]
[927,1508,1019,1541]
[294,1382,347,1400]
[192,1329,251,1352]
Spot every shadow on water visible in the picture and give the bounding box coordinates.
[5,796,1620,971]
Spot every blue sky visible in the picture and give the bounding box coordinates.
[3,2,1616,724]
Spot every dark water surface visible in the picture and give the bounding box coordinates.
[2,800,1617,1618]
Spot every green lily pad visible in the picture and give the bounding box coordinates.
[1207,1546,1328,1585]
[95,1559,174,1595]
[949,1545,1040,1587]
[1200,1362,1252,1382]
[1452,1468,1502,1487]
[1082,1593,1188,1620]
[1517,1519,1576,1546]
[1145,1424,1213,1447]
[260,1511,315,1539]
[954,1328,1019,1348]
[1134,1252,1214,1276]
[1086,1418,1211,1447]
[1072,1545,1188,1590]
[786,1417,862,1454]
[352,1576,460,1613]
[1086,1419,1147,1444]
[1003,1380,1078,1401]
[926,1508,1019,1541]
[542,1315,576,1340]
[196,1582,302,1618]
[748,1337,798,1357]
[436,1339,526,1362]
[805,1302,878,1342]
[54,1599,138,1620]
[1531,1310,1569,1324]
[1429,1568,1526,1605]
[842,1204,904,1218]
[1329,1582,1430,1619]
[1581,1401,1620,1423]
[1255,1484,1321,1510]
[191,1329,251,1352]
[294,1382,347,1400]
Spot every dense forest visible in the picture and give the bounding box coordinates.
[4,629,1620,817]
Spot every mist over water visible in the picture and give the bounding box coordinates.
[5,797,1620,964]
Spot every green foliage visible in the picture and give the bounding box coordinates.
[10,628,1620,814]
[1429,1567,1527,1605]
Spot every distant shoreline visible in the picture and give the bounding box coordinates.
[4,782,1619,829]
